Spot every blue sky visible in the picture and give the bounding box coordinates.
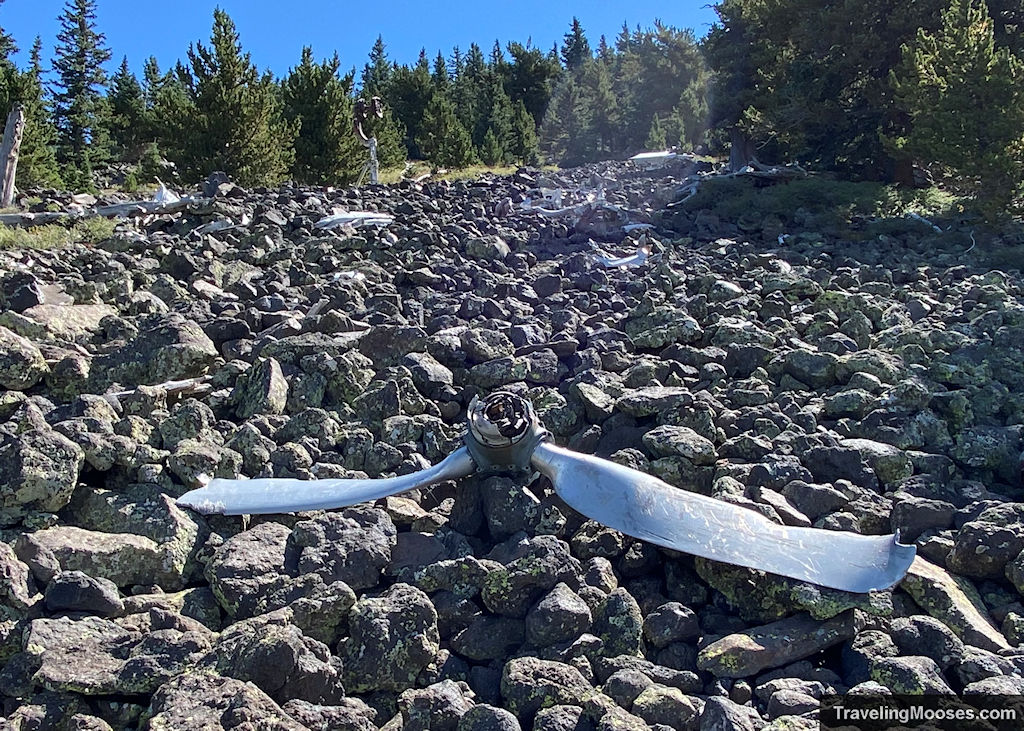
[2,0,719,81]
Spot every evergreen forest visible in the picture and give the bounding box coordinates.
[1,0,1022,215]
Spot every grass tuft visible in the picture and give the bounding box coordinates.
[0,216,118,251]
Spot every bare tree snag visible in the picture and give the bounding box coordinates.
[0,104,26,207]
[729,127,755,172]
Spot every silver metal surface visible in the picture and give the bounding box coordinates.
[464,392,549,470]
[594,244,653,269]
[174,388,917,592]
[176,446,476,515]
[531,441,916,592]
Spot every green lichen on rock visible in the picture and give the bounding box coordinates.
[624,304,703,349]
[901,558,1009,652]
[869,656,953,694]
[630,684,699,729]
[0,324,48,390]
[232,357,289,418]
[342,583,440,694]
[697,612,855,678]
[500,657,594,718]
[593,588,644,657]
[0,427,84,525]
[694,558,892,623]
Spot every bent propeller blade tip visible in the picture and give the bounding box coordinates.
[176,487,228,515]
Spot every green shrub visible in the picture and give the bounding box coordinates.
[0,216,117,251]
[681,176,961,227]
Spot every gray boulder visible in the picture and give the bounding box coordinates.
[0,428,84,526]
[0,325,47,389]
[205,521,293,619]
[145,670,306,730]
[292,506,397,591]
[341,583,440,693]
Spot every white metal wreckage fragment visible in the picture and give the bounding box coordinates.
[314,209,395,229]
[590,241,661,269]
[177,391,916,593]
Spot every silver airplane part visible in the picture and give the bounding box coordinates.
[177,447,476,516]
[175,391,916,592]
[529,441,915,592]
[594,244,654,269]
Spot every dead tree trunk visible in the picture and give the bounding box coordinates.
[729,127,755,172]
[0,104,26,207]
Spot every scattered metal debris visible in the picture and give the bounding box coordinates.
[668,160,809,208]
[628,150,689,170]
[106,375,213,402]
[590,239,660,269]
[329,270,368,282]
[594,244,655,269]
[314,210,395,230]
[964,230,977,254]
[177,391,916,593]
[905,212,943,232]
[519,185,650,235]
[152,180,181,205]
[194,213,251,235]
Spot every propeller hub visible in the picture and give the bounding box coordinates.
[465,392,549,470]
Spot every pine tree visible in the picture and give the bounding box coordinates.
[0,4,14,61]
[480,74,514,162]
[448,46,463,82]
[479,127,503,165]
[891,0,1024,215]
[107,56,146,159]
[0,3,18,114]
[417,92,474,168]
[360,36,392,96]
[388,50,434,157]
[282,47,362,185]
[581,57,618,156]
[22,38,63,187]
[704,0,951,180]
[432,50,450,95]
[504,42,560,129]
[142,56,161,107]
[539,74,594,166]
[509,98,539,165]
[2,36,63,188]
[561,17,592,70]
[490,40,507,77]
[145,58,191,172]
[176,9,297,185]
[645,114,666,149]
[453,43,487,144]
[51,0,112,190]
[539,22,705,164]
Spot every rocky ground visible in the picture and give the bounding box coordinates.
[1,161,1023,730]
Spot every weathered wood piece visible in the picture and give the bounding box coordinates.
[0,104,26,207]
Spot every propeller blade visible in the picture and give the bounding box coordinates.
[531,442,916,593]
[177,446,476,516]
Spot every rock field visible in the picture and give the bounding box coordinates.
[1,161,1023,729]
